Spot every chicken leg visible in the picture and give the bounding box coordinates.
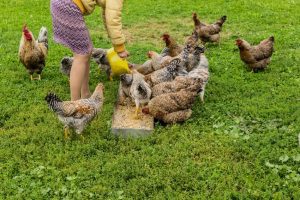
[134,105,141,119]
[200,91,205,103]
[199,85,206,103]
[134,100,141,119]
[64,127,70,139]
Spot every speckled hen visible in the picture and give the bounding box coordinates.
[45,83,104,139]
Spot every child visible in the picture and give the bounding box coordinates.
[50,0,129,100]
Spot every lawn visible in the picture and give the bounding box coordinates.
[0,0,300,199]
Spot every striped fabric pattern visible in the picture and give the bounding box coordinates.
[50,0,93,55]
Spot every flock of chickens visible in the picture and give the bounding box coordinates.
[18,13,275,138]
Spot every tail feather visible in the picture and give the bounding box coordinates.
[221,16,227,22]
[61,57,73,66]
[45,93,62,113]
[193,13,201,27]
[137,84,148,98]
[38,27,48,49]
[216,16,227,26]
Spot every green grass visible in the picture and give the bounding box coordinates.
[1,0,300,199]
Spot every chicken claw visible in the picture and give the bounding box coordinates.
[64,127,70,139]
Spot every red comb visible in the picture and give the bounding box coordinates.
[235,39,242,45]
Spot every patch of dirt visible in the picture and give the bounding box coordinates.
[123,18,193,46]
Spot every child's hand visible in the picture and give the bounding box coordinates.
[118,50,130,58]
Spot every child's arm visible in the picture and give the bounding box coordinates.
[103,0,126,53]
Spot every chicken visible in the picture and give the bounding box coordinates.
[119,73,133,106]
[161,33,183,57]
[144,45,191,87]
[151,76,203,98]
[60,56,73,78]
[45,83,104,139]
[130,51,172,75]
[130,60,153,75]
[18,25,48,80]
[147,51,173,71]
[91,48,111,80]
[186,46,205,72]
[120,70,152,118]
[236,36,274,72]
[193,13,227,44]
[144,58,181,87]
[142,88,200,124]
[160,31,199,58]
[187,53,209,102]
[184,30,200,49]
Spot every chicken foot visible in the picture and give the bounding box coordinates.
[30,74,41,81]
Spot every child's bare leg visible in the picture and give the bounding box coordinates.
[81,59,91,99]
[70,53,90,101]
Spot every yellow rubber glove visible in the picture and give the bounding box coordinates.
[107,48,131,81]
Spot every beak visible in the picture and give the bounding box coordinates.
[22,24,28,32]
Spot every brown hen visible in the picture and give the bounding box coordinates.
[161,33,183,57]
[236,36,274,72]
[193,13,226,44]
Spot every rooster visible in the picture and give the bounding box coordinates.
[45,83,104,139]
[236,36,275,72]
[19,25,48,80]
[193,13,227,44]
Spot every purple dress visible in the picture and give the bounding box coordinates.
[50,0,93,55]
